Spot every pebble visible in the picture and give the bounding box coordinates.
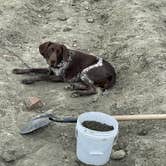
[137,129,148,136]
[86,18,94,23]
[97,34,104,39]
[2,54,9,58]
[2,54,14,61]
[63,133,68,137]
[81,1,90,10]
[65,158,69,163]
[63,27,72,32]
[57,15,68,21]
[84,6,89,10]
[111,149,126,160]
[72,43,77,47]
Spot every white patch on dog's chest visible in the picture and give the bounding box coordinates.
[51,61,68,76]
[51,67,62,76]
[50,56,72,76]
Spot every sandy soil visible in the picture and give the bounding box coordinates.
[0,0,166,166]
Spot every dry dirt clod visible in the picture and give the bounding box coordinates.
[86,18,95,23]
[57,15,68,21]
[72,43,77,47]
[137,129,148,136]
[24,96,44,110]
[0,131,27,162]
[63,27,72,32]
[111,149,126,160]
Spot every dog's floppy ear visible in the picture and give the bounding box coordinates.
[39,41,52,56]
[61,44,69,61]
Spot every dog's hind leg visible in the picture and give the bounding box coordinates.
[71,87,96,97]
[71,73,97,97]
[65,83,88,91]
[12,68,50,75]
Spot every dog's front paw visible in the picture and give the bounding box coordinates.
[71,91,80,98]
[21,79,35,85]
[12,68,25,74]
[64,84,74,91]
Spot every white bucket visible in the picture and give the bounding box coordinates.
[76,112,119,166]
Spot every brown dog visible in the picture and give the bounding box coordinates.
[13,41,116,97]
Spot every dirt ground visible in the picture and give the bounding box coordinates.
[0,0,166,166]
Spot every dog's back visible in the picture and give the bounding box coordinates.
[65,49,116,90]
[64,50,98,80]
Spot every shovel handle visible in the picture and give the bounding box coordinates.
[113,114,166,121]
[63,118,77,123]
[69,114,166,121]
[49,114,166,123]
[49,117,77,123]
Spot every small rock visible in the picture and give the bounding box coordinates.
[72,43,77,47]
[86,18,94,23]
[57,15,68,21]
[0,163,6,166]
[2,54,15,61]
[0,131,27,162]
[71,2,76,6]
[65,158,69,163]
[63,154,68,159]
[91,96,98,103]
[111,149,126,160]
[63,27,72,32]
[84,6,89,10]
[97,34,104,39]
[63,132,68,137]
[24,96,43,110]
[137,129,148,136]
[81,1,90,10]
[2,54,9,58]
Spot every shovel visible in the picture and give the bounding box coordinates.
[20,113,166,134]
[20,113,77,134]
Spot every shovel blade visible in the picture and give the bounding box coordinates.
[20,114,53,134]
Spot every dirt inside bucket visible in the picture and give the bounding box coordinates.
[82,121,114,131]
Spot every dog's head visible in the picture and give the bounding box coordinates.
[39,41,69,68]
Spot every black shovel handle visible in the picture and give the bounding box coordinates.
[49,116,77,123]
